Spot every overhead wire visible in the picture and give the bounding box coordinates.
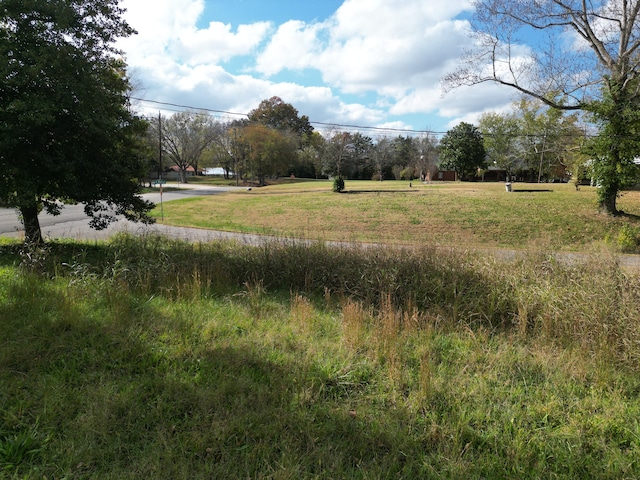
[130,96,447,137]
[131,96,622,141]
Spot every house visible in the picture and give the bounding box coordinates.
[426,170,457,181]
[164,165,201,180]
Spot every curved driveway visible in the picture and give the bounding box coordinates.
[0,184,243,241]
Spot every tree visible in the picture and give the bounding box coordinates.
[207,123,236,180]
[321,131,373,180]
[392,136,419,176]
[242,124,297,185]
[414,133,440,181]
[478,111,521,177]
[297,131,326,179]
[445,0,640,213]
[584,85,640,205]
[371,136,394,181]
[439,123,487,180]
[150,111,218,183]
[247,96,314,142]
[514,98,584,182]
[0,0,154,244]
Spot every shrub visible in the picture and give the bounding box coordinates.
[333,176,345,193]
[615,224,640,253]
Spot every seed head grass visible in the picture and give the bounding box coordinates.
[1,234,640,477]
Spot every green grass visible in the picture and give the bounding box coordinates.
[151,180,640,252]
[2,235,640,478]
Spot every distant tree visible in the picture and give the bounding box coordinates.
[322,131,373,179]
[242,124,297,185]
[0,0,154,244]
[205,123,235,179]
[514,98,583,182]
[414,133,439,181]
[392,136,418,173]
[439,123,487,180]
[297,131,326,178]
[348,133,374,179]
[371,136,394,180]
[151,111,218,183]
[478,111,521,177]
[248,96,314,142]
[322,131,352,178]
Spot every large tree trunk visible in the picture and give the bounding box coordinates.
[20,203,43,245]
[598,185,619,215]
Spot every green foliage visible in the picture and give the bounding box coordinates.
[611,224,640,253]
[584,83,640,213]
[0,0,154,243]
[0,426,45,472]
[2,237,640,477]
[151,111,219,183]
[248,96,314,140]
[478,111,521,173]
[439,122,487,180]
[322,132,373,179]
[332,176,345,193]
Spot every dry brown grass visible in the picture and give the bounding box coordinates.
[156,180,640,252]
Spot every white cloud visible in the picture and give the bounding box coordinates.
[119,0,270,65]
[170,22,271,65]
[120,0,518,132]
[254,20,324,76]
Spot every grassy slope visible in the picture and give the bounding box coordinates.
[152,180,640,252]
[2,237,640,478]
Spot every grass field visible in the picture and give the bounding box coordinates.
[152,180,640,252]
[3,180,640,478]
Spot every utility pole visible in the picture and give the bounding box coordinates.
[158,111,164,222]
[234,128,239,187]
[158,111,163,180]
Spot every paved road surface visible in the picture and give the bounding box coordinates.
[0,184,242,241]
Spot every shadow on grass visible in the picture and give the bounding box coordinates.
[511,189,554,193]
[0,272,434,477]
[341,189,419,194]
[614,210,640,220]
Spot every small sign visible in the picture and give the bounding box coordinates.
[153,179,167,185]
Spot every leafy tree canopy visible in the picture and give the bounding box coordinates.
[247,96,314,142]
[439,122,487,181]
[0,0,153,243]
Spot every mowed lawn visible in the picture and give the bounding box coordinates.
[152,180,640,251]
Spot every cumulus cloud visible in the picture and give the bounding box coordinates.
[119,0,517,131]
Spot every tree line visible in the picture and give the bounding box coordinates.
[143,96,437,185]
[144,95,598,188]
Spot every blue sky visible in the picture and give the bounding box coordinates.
[118,0,519,137]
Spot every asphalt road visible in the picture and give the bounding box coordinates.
[0,183,245,242]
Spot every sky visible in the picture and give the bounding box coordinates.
[117,0,519,137]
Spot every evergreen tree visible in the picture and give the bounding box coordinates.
[439,123,487,181]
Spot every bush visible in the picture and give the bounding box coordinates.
[615,223,640,253]
[333,176,345,193]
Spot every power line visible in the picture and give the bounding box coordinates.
[131,96,626,141]
[131,97,248,119]
[130,96,446,137]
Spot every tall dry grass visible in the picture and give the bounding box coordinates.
[12,233,640,368]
